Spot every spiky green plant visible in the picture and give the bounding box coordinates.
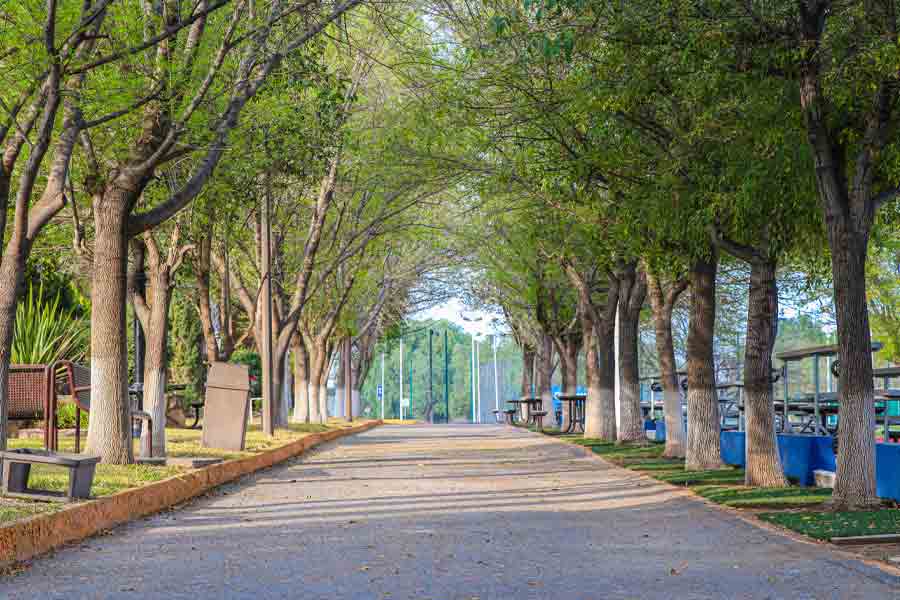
[11,283,89,365]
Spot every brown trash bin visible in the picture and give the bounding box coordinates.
[202,362,250,451]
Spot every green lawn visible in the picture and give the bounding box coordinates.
[1,421,343,525]
[547,432,900,542]
[759,510,900,540]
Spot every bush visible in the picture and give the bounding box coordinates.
[231,349,262,397]
[56,402,89,429]
[12,283,88,365]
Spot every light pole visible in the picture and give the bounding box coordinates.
[460,313,483,423]
[470,335,476,423]
[399,337,404,420]
[493,335,500,414]
[475,336,482,423]
[380,350,385,420]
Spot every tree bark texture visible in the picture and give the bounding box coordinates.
[566,265,618,441]
[740,259,788,486]
[685,251,723,471]
[617,265,647,443]
[292,334,310,423]
[646,270,687,459]
[829,217,878,507]
[85,189,134,464]
[537,332,554,424]
[798,6,881,507]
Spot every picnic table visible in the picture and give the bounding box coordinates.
[718,382,744,431]
[775,342,883,434]
[506,399,527,425]
[557,393,586,433]
[519,396,546,428]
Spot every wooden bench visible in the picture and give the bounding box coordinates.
[0,448,100,502]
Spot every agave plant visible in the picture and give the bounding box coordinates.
[11,283,89,365]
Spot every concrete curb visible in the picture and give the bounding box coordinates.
[540,431,900,580]
[0,420,382,566]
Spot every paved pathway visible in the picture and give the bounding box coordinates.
[3,424,899,599]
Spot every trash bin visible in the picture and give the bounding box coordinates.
[202,362,251,451]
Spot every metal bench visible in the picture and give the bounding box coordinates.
[8,364,54,447]
[0,448,100,502]
[50,360,153,458]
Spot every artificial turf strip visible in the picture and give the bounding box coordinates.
[759,510,900,540]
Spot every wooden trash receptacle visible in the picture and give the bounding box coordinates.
[202,362,250,451]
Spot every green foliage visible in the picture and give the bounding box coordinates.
[55,403,89,429]
[12,284,89,365]
[168,294,204,402]
[868,243,900,364]
[231,349,262,397]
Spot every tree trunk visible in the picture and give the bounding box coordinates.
[828,215,878,507]
[85,190,133,464]
[277,351,291,425]
[334,344,346,419]
[139,275,173,458]
[617,266,646,443]
[307,340,329,425]
[537,332,554,427]
[685,251,723,471]
[582,318,601,439]
[557,336,579,431]
[292,335,310,423]
[520,346,535,421]
[0,253,25,452]
[798,7,880,509]
[195,231,220,363]
[594,317,618,441]
[646,271,687,459]
[742,259,787,487]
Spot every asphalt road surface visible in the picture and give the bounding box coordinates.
[3,424,898,599]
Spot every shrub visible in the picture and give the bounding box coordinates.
[12,283,89,365]
[56,402,89,429]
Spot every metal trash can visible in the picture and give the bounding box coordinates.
[202,362,250,451]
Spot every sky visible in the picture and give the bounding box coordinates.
[414,297,504,337]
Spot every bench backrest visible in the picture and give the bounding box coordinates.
[8,364,50,420]
[53,360,91,411]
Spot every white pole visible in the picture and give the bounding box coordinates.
[471,336,476,423]
[614,309,621,431]
[399,338,404,421]
[381,351,385,420]
[493,336,500,412]
[476,340,482,423]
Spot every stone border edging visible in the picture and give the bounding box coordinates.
[0,420,382,566]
